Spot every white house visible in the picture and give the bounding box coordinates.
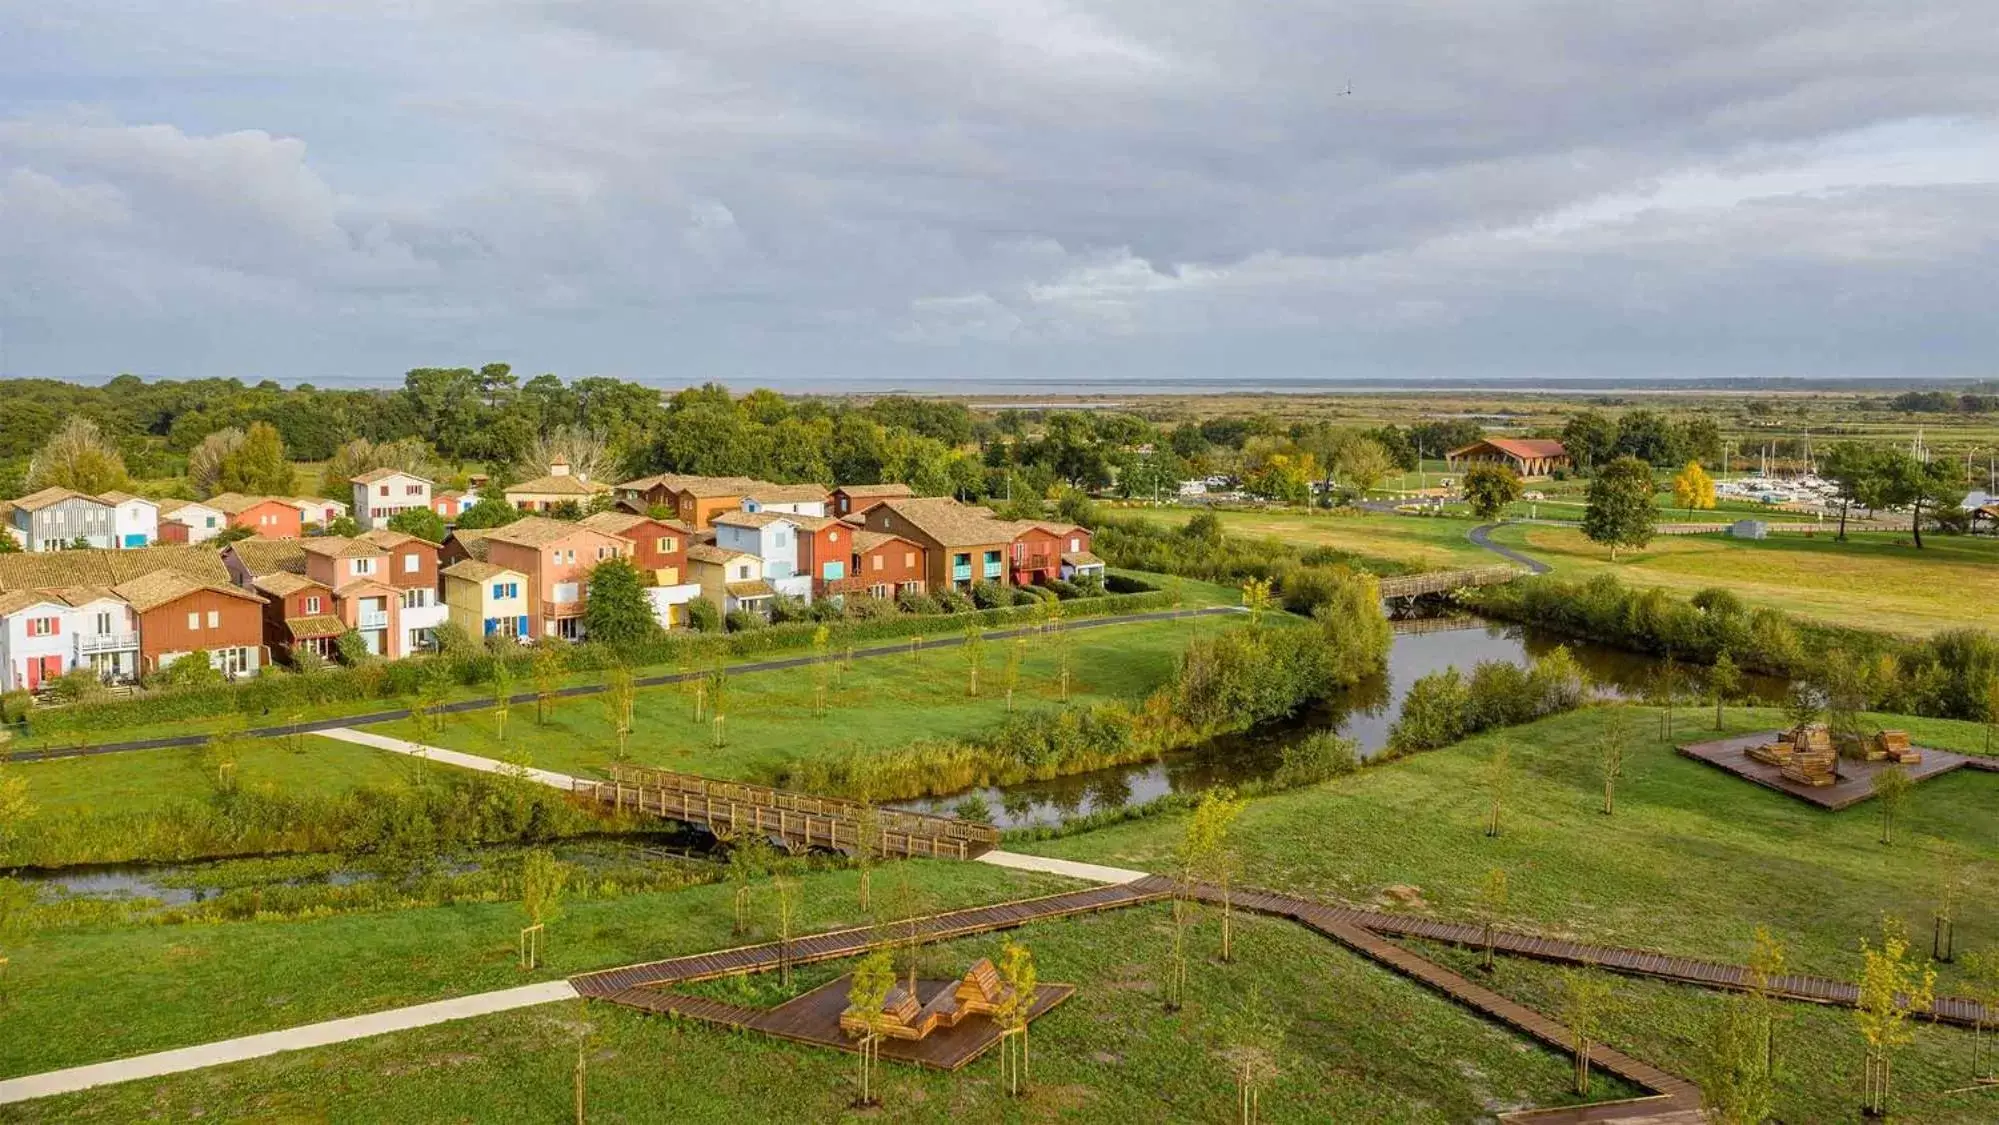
[158,500,228,545]
[97,492,159,549]
[6,488,117,551]
[643,582,707,629]
[740,483,831,518]
[285,496,349,528]
[65,589,141,683]
[350,469,434,530]
[0,590,74,691]
[712,511,815,601]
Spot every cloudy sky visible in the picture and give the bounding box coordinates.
[3,2,1996,387]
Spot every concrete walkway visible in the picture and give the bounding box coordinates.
[312,727,584,790]
[0,981,578,1105]
[1466,522,1553,574]
[976,850,1150,884]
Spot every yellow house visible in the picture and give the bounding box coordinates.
[441,558,531,641]
[685,543,773,615]
[503,458,609,512]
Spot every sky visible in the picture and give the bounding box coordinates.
[2,1,1996,388]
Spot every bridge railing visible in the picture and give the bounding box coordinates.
[1377,564,1525,600]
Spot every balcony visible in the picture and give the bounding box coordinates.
[543,599,585,618]
[76,631,139,655]
[358,610,391,630]
[951,563,973,582]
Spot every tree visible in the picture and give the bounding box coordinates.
[1671,461,1716,517]
[324,436,434,488]
[385,506,447,544]
[1821,442,1888,541]
[454,496,524,530]
[1872,766,1911,846]
[1224,983,1282,1124]
[1240,578,1273,629]
[1878,452,1967,549]
[324,515,361,538]
[1461,464,1523,521]
[519,849,567,969]
[1559,969,1613,1096]
[1001,637,1026,712]
[962,623,986,697]
[1598,708,1629,816]
[1561,411,1618,473]
[1185,788,1246,961]
[187,427,246,496]
[1334,437,1396,498]
[1960,948,1999,1084]
[219,421,295,495]
[602,664,636,761]
[1483,743,1512,838]
[773,876,801,989]
[994,939,1040,1098]
[27,416,129,494]
[1581,456,1657,560]
[522,425,617,485]
[847,949,895,1107]
[1476,868,1509,972]
[1709,652,1742,730]
[583,558,657,647]
[531,644,565,724]
[726,835,772,936]
[491,661,516,744]
[1701,926,1786,1125]
[1854,916,1936,1118]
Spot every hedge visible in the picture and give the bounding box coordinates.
[22,587,1174,740]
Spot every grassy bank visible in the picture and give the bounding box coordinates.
[1114,505,1496,571]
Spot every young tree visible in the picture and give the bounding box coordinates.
[773,875,801,989]
[810,624,831,717]
[1240,578,1273,629]
[1461,464,1524,521]
[519,849,568,969]
[1483,743,1512,838]
[847,949,896,1107]
[1872,766,1911,846]
[602,664,636,761]
[532,644,565,725]
[219,421,296,495]
[1224,983,1282,1124]
[1599,709,1630,816]
[1855,916,1936,1117]
[995,939,1040,1098]
[385,506,448,544]
[726,835,773,936]
[853,799,878,912]
[1648,657,1679,740]
[962,623,986,697]
[1581,456,1657,560]
[1960,948,1999,1084]
[1709,652,1742,730]
[1559,969,1613,1097]
[27,416,129,494]
[1671,460,1716,517]
[491,661,516,744]
[1476,868,1509,972]
[1701,926,1786,1125]
[1001,637,1026,712]
[582,558,659,647]
[1185,788,1246,961]
[1334,437,1396,498]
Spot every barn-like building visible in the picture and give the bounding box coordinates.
[1445,438,1571,479]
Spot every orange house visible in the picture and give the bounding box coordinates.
[208,493,303,540]
[790,515,856,595]
[250,571,345,663]
[837,531,927,600]
[482,516,634,639]
[113,571,267,678]
[579,511,691,584]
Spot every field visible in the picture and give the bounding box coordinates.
[1114,505,1497,571]
[1490,524,1999,635]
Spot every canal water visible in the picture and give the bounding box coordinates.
[892,615,1785,829]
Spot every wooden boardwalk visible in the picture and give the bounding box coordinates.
[571,764,1002,859]
[1678,732,1979,811]
[1378,564,1525,600]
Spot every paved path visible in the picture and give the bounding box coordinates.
[1467,522,1553,574]
[974,850,1151,884]
[0,981,578,1106]
[311,728,584,790]
[6,605,1236,763]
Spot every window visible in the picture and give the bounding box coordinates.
[405,484,423,496]
[187,611,200,630]
[305,596,322,614]
[1070,536,1082,551]
[205,516,218,529]
[217,647,250,675]
[872,555,883,572]
[379,485,390,497]
[403,553,419,573]
[655,536,678,553]
[353,557,376,576]
[206,610,220,628]
[774,530,788,547]
[597,546,611,561]
[26,616,58,638]
[737,564,751,580]
[904,551,916,568]
[491,581,519,600]
[828,530,838,544]
[96,611,113,634]
[565,549,576,564]
[402,589,430,609]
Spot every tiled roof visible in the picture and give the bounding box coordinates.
[726,579,775,598]
[286,615,348,640]
[835,483,914,499]
[578,511,691,537]
[874,498,1017,548]
[787,513,839,531]
[44,586,123,607]
[686,543,755,565]
[446,528,495,560]
[158,499,220,520]
[206,492,278,515]
[350,467,431,485]
[1449,437,1569,460]
[0,544,229,591]
[252,571,326,597]
[299,536,386,559]
[0,590,63,615]
[112,571,262,613]
[506,473,608,497]
[12,487,110,512]
[227,538,308,577]
[442,559,517,583]
[851,530,919,555]
[97,491,155,507]
[743,482,829,504]
[1062,551,1105,567]
[617,474,767,498]
[286,496,346,511]
[713,510,796,530]
[358,528,427,550]
[484,516,594,548]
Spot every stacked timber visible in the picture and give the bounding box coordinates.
[1778,726,1837,787]
[1873,730,1920,765]
[841,984,938,1041]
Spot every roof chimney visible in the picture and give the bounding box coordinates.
[549,457,571,477]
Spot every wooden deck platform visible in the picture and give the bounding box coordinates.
[1677,732,1978,810]
[613,977,1073,1070]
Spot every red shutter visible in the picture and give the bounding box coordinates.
[50,617,59,636]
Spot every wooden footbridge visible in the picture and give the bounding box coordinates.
[571,764,1002,860]
[1377,564,1525,601]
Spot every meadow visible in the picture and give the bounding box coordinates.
[1113,505,1497,571]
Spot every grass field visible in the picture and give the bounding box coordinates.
[365,615,1231,785]
[1116,506,1497,571]
[7,734,440,819]
[1490,524,1999,635]
[7,904,1634,1123]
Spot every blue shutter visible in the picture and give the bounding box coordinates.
[517,615,529,635]
[484,618,497,636]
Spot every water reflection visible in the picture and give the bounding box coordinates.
[892,616,1786,829]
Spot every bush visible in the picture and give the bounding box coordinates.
[806,599,844,623]
[1045,578,1084,600]
[968,582,1007,610]
[1274,731,1360,787]
[683,597,722,633]
[897,591,941,616]
[768,594,812,624]
[724,609,766,633]
[1103,573,1157,595]
[1010,588,1046,607]
[934,587,975,614]
[843,595,898,621]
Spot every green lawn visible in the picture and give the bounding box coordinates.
[7,905,1632,1123]
[1026,704,1999,985]
[1490,524,1999,635]
[10,736,437,819]
[366,615,1233,785]
[1116,506,1496,571]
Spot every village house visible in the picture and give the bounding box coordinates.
[787,514,857,597]
[282,496,349,529]
[577,510,703,627]
[0,590,80,691]
[113,570,266,679]
[207,493,304,540]
[860,498,1015,592]
[614,474,767,529]
[431,490,471,521]
[832,530,927,601]
[157,499,228,544]
[97,492,160,548]
[686,543,773,616]
[741,482,831,517]
[350,468,434,530]
[481,516,633,639]
[359,528,447,653]
[1445,438,1571,479]
[441,559,532,642]
[6,487,117,551]
[249,571,346,664]
[830,483,915,518]
[1007,521,1102,585]
[298,537,406,658]
[712,511,815,601]
[504,458,610,512]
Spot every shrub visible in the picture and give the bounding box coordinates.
[724,609,766,633]
[1273,731,1360,787]
[1010,588,1046,607]
[1103,573,1157,595]
[1387,669,1470,754]
[683,597,722,633]
[768,594,812,624]
[843,596,898,620]
[968,582,1007,610]
[1465,660,1536,729]
[1045,578,1084,600]
[897,591,941,616]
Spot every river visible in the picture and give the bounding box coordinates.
[891,614,1786,829]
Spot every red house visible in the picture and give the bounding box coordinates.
[579,511,691,585]
[835,530,927,600]
[208,493,303,540]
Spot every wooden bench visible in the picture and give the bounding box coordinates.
[1874,730,1920,765]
